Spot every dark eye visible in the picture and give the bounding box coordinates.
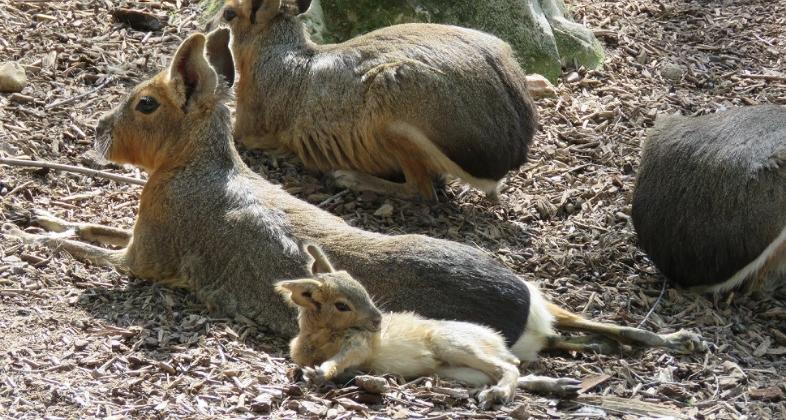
[135,96,159,114]
[223,8,237,21]
[335,302,351,312]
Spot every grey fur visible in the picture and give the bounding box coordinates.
[631,105,786,290]
[217,2,536,196]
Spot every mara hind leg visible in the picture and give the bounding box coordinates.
[30,209,132,247]
[2,223,127,271]
[331,129,438,200]
[545,302,706,354]
[331,170,426,200]
[431,336,518,408]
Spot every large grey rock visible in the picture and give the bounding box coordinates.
[0,62,26,93]
[307,0,604,82]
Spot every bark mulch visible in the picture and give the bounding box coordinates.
[1,0,784,418]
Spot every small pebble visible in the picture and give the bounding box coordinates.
[660,61,685,82]
[0,61,27,93]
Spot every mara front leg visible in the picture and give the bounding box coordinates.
[2,223,128,271]
[31,209,132,247]
[303,334,373,386]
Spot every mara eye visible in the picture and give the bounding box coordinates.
[334,302,351,312]
[223,8,237,21]
[135,96,160,114]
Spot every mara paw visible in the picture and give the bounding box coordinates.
[31,209,71,233]
[1,223,46,243]
[330,170,363,191]
[518,375,581,397]
[302,366,328,386]
[663,329,707,354]
[476,385,513,410]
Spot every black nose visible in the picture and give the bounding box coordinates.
[223,8,237,21]
[372,316,381,329]
[96,115,110,139]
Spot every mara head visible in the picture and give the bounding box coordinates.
[95,32,231,173]
[216,0,311,39]
[275,244,383,333]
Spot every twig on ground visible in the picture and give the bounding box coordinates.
[45,77,113,110]
[738,73,786,82]
[637,277,668,328]
[0,157,146,186]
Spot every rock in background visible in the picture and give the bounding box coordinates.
[201,0,604,82]
[0,61,27,93]
[311,0,604,82]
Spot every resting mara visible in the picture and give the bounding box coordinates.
[632,105,786,294]
[5,33,703,365]
[208,0,538,201]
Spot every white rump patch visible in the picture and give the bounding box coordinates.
[510,280,555,362]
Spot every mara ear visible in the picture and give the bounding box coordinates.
[275,279,322,310]
[168,33,218,111]
[206,28,235,88]
[305,244,335,275]
[295,0,312,14]
[250,0,281,24]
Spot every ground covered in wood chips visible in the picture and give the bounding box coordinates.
[1,0,785,418]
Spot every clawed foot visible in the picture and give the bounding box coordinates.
[302,366,329,386]
[31,209,72,233]
[2,223,40,242]
[661,329,708,354]
[329,170,432,201]
[518,375,581,398]
[618,327,707,354]
[477,385,513,410]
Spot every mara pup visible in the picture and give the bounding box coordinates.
[208,0,538,201]
[4,33,702,362]
[632,105,786,293]
[277,244,581,408]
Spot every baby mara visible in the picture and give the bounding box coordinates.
[277,245,580,408]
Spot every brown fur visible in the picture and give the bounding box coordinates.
[276,245,581,409]
[3,33,704,360]
[211,0,538,200]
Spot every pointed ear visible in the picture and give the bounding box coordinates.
[275,279,322,310]
[249,0,281,24]
[295,0,312,14]
[168,33,218,111]
[206,28,234,87]
[305,244,335,275]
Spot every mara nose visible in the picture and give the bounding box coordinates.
[95,115,111,138]
[371,315,382,330]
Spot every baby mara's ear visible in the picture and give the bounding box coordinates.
[304,244,335,275]
[275,278,322,311]
[168,33,218,112]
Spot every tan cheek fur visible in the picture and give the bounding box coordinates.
[107,75,186,172]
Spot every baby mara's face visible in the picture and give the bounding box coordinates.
[315,272,383,333]
[276,271,383,333]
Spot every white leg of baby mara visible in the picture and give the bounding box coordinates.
[436,366,493,387]
[510,280,556,362]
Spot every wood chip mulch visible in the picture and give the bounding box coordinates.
[1,0,785,418]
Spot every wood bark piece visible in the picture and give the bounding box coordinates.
[111,8,165,32]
